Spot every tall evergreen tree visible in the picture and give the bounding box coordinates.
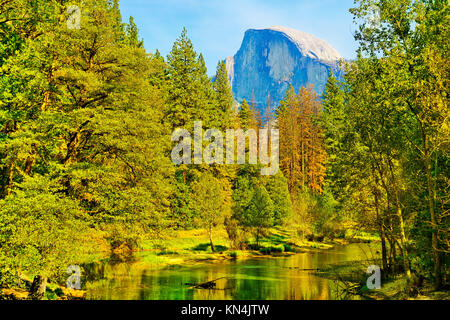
[213,60,234,129]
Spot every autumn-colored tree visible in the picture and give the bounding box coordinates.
[276,85,327,193]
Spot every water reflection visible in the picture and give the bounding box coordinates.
[84,243,378,300]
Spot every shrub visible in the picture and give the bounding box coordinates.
[228,251,241,259]
[224,216,247,250]
[259,245,285,254]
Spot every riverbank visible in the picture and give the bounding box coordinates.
[0,227,378,300]
[317,259,450,300]
[362,278,449,300]
[132,227,377,269]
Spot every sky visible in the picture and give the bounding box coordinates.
[119,0,359,75]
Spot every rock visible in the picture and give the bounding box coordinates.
[225,26,344,112]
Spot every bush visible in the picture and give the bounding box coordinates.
[105,223,140,253]
[193,243,228,252]
[273,244,285,253]
[259,245,285,254]
[259,247,271,254]
[315,235,324,242]
[228,251,241,259]
[224,216,247,249]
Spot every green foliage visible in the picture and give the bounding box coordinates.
[232,165,291,227]
[125,16,144,48]
[1,0,446,297]
[192,172,227,229]
[0,176,95,283]
[213,60,234,129]
[321,0,450,288]
[165,28,214,130]
[191,172,227,251]
[240,186,274,247]
[259,244,284,254]
[238,99,252,130]
[0,0,173,289]
[265,172,293,225]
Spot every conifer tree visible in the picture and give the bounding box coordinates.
[126,16,144,48]
[213,60,234,129]
[166,28,208,129]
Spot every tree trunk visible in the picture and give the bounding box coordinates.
[372,164,388,272]
[387,217,397,272]
[374,186,388,272]
[395,205,411,282]
[388,159,411,283]
[24,144,37,175]
[41,90,50,112]
[208,227,215,252]
[256,230,260,248]
[301,139,305,187]
[415,114,441,289]
[385,192,397,272]
[424,148,441,289]
[29,275,47,300]
[63,119,92,165]
[380,224,388,272]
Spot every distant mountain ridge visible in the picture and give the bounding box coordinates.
[225,26,343,111]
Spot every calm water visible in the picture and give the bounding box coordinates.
[83,243,379,300]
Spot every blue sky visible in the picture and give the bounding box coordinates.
[119,0,359,75]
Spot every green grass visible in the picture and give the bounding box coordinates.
[140,229,230,252]
[135,252,169,265]
[135,227,380,270]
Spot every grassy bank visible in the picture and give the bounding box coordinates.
[132,227,378,269]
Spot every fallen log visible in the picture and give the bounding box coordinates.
[284,267,321,271]
[185,277,227,289]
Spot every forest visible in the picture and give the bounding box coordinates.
[0,0,448,300]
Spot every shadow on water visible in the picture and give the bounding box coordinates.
[83,243,379,300]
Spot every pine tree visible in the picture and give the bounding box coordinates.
[321,71,346,196]
[238,99,253,130]
[126,16,144,48]
[165,28,208,129]
[213,60,234,129]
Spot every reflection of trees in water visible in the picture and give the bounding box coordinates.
[84,243,376,300]
[85,261,148,299]
[141,270,195,300]
[82,261,106,282]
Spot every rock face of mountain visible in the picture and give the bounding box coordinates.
[226,26,343,110]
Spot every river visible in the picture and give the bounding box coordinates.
[83,243,379,300]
